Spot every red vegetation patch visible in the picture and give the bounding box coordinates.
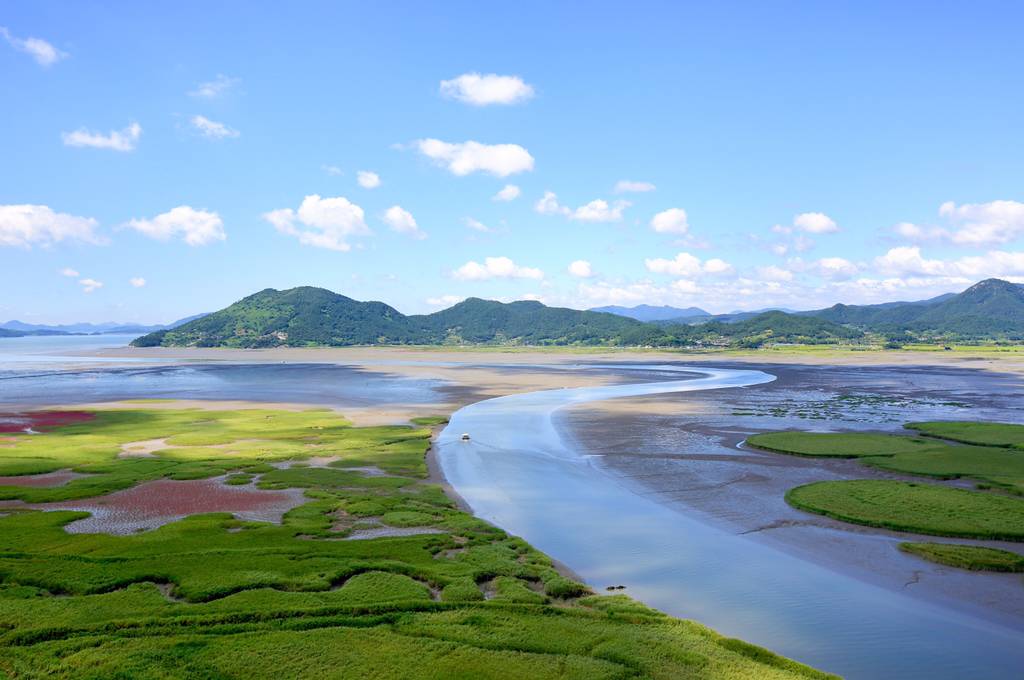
[39,478,307,534]
[0,411,95,433]
[0,470,88,488]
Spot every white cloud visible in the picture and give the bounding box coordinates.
[383,205,425,239]
[703,258,733,274]
[941,200,1024,246]
[189,74,239,98]
[321,164,343,176]
[60,267,79,277]
[357,170,381,189]
[892,221,947,242]
[644,252,728,277]
[534,192,629,222]
[264,195,370,252]
[78,278,103,293]
[1,27,66,66]
[568,260,593,278]
[672,279,700,294]
[465,217,492,232]
[814,257,859,280]
[793,212,839,234]
[415,139,534,177]
[614,180,656,194]
[190,115,239,139]
[426,294,465,307]
[127,206,226,246]
[493,184,521,202]
[650,208,689,234]
[535,191,569,216]
[0,205,100,248]
[576,280,667,307]
[758,265,795,282]
[873,246,949,277]
[62,122,141,152]
[572,199,630,223]
[130,277,146,288]
[439,73,534,106]
[452,256,543,281]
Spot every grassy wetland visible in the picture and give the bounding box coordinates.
[0,406,833,679]
[749,422,1024,570]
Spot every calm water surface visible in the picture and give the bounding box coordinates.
[436,365,1024,680]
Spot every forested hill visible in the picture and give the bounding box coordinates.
[132,279,1024,349]
[131,286,859,348]
[804,279,1024,336]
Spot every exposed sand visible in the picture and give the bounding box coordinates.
[86,344,1024,376]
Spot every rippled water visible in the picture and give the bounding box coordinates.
[436,365,1024,680]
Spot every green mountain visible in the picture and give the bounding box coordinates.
[806,279,1024,338]
[665,310,863,347]
[132,287,664,348]
[134,280,1023,349]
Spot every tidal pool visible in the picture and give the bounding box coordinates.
[436,365,1024,680]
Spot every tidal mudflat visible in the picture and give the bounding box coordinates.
[6,342,1024,678]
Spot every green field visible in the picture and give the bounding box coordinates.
[747,426,1024,494]
[746,432,937,458]
[898,543,1024,572]
[786,480,1024,540]
[0,407,832,679]
[907,421,1024,448]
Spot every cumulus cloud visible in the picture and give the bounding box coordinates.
[534,191,569,216]
[189,74,239,98]
[493,184,521,202]
[0,205,100,248]
[873,246,949,277]
[534,192,629,222]
[415,139,534,177]
[1,27,66,66]
[941,200,1024,246]
[264,195,370,252]
[127,206,226,246]
[60,267,79,277]
[757,265,795,282]
[321,164,343,176]
[439,73,534,106]
[130,277,146,288]
[426,294,466,307]
[645,252,731,277]
[703,258,734,274]
[572,199,629,222]
[872,245,1024,281]
[650,208,689,234]
[452,256,543,281]
[614,180,656,194]
[567,260,593,278]
[793,212,839,234]
[190,115,239,139]
[814,257,859,280]
[356,170,381,189]
[383,205,425,239]
[62,122,141,152]
[78,278,103,293]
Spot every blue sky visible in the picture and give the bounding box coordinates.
[2,1,1023,324]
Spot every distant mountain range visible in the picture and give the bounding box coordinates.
[0,314,207,338]
[593,304,799,325]
[133,279,1024,350]
[590,304,710,322]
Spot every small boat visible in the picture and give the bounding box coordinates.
[460,433,471,441]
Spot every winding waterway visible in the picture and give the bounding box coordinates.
[436,365,1024,680]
